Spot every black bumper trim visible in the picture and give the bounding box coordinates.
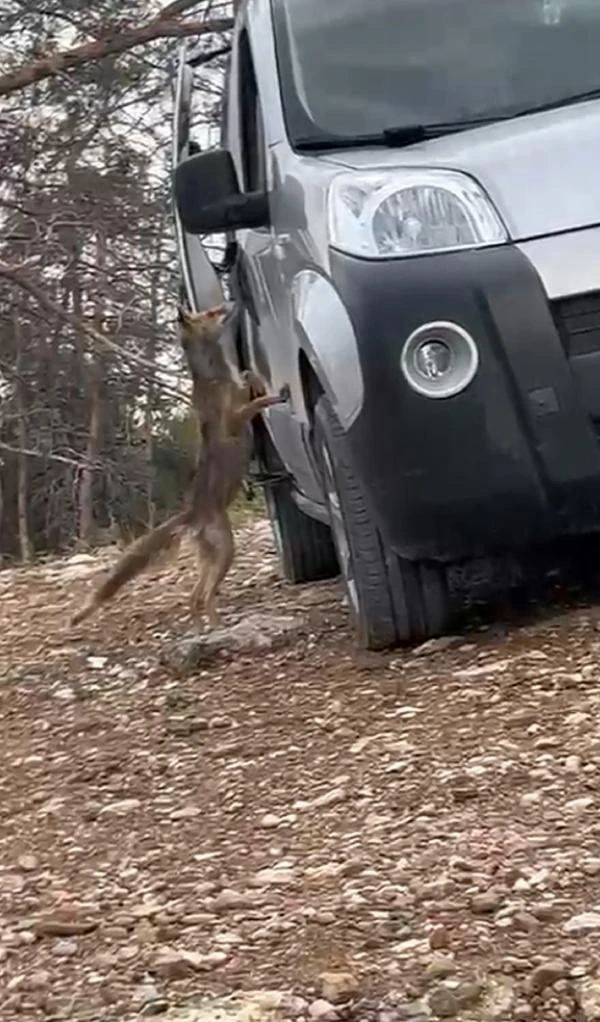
[329,245,600,561]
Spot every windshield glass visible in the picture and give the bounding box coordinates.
[271,0,600,143]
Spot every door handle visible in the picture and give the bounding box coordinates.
[269,234,290,260]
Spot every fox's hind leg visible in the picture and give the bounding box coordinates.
[190,530,214,628]
[201,513,235,629]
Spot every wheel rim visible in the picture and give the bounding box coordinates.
[321,443,359,615]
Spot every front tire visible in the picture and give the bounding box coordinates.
[313,395,453,649]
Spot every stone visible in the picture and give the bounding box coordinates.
[428,924,450,950]
[251,867,297,887]
[512,911,539,933]
[135,920,158,944]
[427,985,459,1017]
[308,1000,338,1021]
[317,971,359,1004]
[513,1005,534,1020]
[260,813,282,829]
[34,916,98,937]
[565,755,582,774]
[471,888,505,914]
[455,982,483,1007]
[170,806,202,820]
[141,1001,169,1017]
[279,994,309,1019]
[426,956,456,981]
[28,969,51,990]
[153,947,196,980]
[163,613,304,669]
[200,950,229,968]
[528,960,568,993]
[99,798,141,816]
[579,977,600,1020]
[413,636,463,656]
[566,796,594,813]
[17,854,38,872]
[133,982,165,1011]
[564,912,600,936]
[52,938,78,958]
[214,888,254,912]
[481,978,516,1020]
[310,786,348,809]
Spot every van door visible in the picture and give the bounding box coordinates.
[173,42,245,371]
[230,25,321,500]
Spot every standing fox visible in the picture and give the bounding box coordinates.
[71,302,287,628]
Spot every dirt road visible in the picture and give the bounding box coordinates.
[2,519,600,1021]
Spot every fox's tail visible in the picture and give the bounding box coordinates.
[70,510,189,626]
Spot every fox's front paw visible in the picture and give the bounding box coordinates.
[278,383,291,403]
[242,370,267,398]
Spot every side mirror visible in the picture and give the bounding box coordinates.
[173,149,270,234]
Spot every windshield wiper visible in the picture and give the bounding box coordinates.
[512,87,600,119]
[295,118,503,151]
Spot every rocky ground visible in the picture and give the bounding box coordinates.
[4,519,600,1021]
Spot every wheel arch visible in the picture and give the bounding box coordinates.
[291,269,364,430]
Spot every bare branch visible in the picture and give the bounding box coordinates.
[0,441,95,470]
[0,15,233,98]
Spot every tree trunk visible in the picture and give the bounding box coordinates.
[78,372,101,545]
[77,232,105,546]
[145,227,164,529]
[14,313,33,562]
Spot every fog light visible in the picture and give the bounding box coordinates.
[414,340,453,380]
[401,321,479,398]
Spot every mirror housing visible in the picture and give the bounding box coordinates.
[174,149,270,234]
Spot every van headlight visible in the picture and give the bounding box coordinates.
[327,168,507,259]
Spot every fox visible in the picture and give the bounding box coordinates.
[70,302,288,629]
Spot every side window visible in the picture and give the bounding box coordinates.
[238,30,266,193]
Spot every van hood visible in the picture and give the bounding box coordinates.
[320,100,600,242]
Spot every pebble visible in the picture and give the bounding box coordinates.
[318,971,359,1004]
[427,985,458,1017]
[260,813,283,829]
[564,912,600,936]
[471,888,505,914]
[428,924,450,950]
[565,755,582,774]
[52,938,78,958]
[308,998,338,1020]
[140,1001,169,1018]
[413,635,463,656]
[482,977,516,1020]
[578,976,600,1020]
[213,888,254,911]
[280,994,310,1019]
[426,956,456,981]
[528,959,568,993]
[29,969,51,990]
[102,925,129,940]
[17,853,38,872]
[566,796,594,813]
[251,867,297,887]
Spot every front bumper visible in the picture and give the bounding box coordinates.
[330,244,600,561]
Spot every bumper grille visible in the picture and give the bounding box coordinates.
[552,291,600,358]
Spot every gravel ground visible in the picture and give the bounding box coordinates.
[3,519,600,1021]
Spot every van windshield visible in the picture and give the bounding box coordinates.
[270,0,600,145]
